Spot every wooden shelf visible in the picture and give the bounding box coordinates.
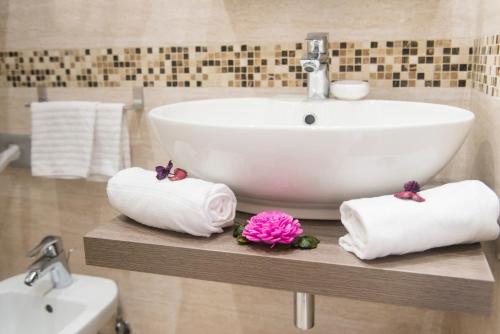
[84,214,495,314]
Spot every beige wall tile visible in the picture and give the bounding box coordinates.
[477,0,500,36]
[469,90,500,193]
[0,88,36,133]
[0,0,481,50]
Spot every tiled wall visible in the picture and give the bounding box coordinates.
[472,34,500,97]
[3,36,499,95]
[0,39,472,89]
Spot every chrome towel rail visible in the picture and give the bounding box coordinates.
[24,86,144,111]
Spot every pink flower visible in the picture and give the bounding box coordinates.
[394,191,425,202]
[242,211,303,247]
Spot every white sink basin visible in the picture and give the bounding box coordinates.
[0,274,118,334]
[149,96,474,219]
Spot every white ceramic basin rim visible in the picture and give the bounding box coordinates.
[150,97,473,129]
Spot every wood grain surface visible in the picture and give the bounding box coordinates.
[84,214,495,315]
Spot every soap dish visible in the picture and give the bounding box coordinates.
[330,80,370,100]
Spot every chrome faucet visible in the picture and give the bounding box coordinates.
[300,32,330,99]
[24,236,72,288]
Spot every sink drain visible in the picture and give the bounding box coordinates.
[304,114,316,125]
[45,304,53,313]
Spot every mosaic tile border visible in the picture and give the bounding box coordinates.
[471,34,500,97]
[0,39,472,90]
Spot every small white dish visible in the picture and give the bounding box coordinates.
[330,80,370,100]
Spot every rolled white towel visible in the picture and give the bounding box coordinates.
[107,167,237,237]
[339,180,500,260]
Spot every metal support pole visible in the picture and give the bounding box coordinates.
[294,292,315,330]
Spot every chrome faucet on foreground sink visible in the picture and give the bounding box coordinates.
[300,32,330,99]
[24,235,72,288]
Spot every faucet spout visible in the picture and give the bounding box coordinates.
[24,271,38,286]
[301,32,330,99]
[24,236,72,289]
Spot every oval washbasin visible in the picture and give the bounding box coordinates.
[149,96,474,219]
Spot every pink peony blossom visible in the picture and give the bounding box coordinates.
[242,211,303,247]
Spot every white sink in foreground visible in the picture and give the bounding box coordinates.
[149,96,474,219]
[0,274,118,334]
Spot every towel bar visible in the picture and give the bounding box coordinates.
[25,102,141,111]
[24,86,144,111]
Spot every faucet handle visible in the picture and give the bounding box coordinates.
[305,32,329,54]
[27,235,64,258]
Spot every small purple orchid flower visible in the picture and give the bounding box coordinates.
[155,160,173,180]
[155,160,188,181]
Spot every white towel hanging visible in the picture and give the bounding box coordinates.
[88,103,131,180]
[31,101,97,178]
[31,101,130,180]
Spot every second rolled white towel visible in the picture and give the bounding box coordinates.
[107,167,237,237]
[339,180,500,260]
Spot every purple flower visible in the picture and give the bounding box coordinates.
[403,180,421,193]
[155,160,173,180]
[242,211,303,247]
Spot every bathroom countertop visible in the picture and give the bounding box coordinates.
[84,214,495,315]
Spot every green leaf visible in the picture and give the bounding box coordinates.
[233,223,246,238]
[236,235,250,245]
[299,238,311,248]
[291,235,320,249]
